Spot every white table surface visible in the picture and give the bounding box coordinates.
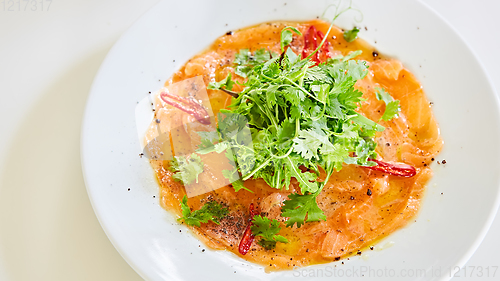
[0,0,498,280]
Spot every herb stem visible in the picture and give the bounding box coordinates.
[285,155,318,193]
[284,77,323,104]
[242,156,272,181]
[305,5,353,62]
[269,145,294,159]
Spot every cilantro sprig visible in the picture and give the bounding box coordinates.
[206,27,392,226]
[169,154,204,185]
[233,49,276,78]
[251,215,289,250]
[343,27,360,42]
[178,195,229,227]
[375,87,401,121]
[281,193,327,228]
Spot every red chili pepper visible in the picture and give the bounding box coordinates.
[160,90,211,125]
[302,25,335,65]
[238,203,259,255]
[366,158,417,178]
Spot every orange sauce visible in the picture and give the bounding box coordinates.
[148,20,442,271]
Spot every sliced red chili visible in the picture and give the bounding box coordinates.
[316,31,335,63]
[160,90,211,125]
[302,25,335,65]
[302,25,320,64]
[366,158,417,178]
[238,203,259,255]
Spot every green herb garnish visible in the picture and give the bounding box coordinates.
[233,49,276,78]
[375,87,400,121]
[280,27,302,52]
[343,26,360,42]
[170,154,204,185]
[207,29,388,226]
[281,192,327,228]
[178,195,229,227]
[251,215,289,249]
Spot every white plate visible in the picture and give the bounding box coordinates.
[81,0,500,280]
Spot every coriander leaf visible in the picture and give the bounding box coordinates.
[292,129,330,161]
[350,114,385,135]
[375,87,401,121]
[281,193,326,228]
[382,100,400,121]
[285,155,319,194]
[343,27,360,42]
[375,87,393,104]
[321,143,350,172]
[280,26,302,52]
[222,169,252,192]
[178,195,229,227]
[208,73,234,91]
[196,130,220,150]
[251,215,289,250]
[285,47,300,65]
[233,49,274,78]
[170,154,204,185]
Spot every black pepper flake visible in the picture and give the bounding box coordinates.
[372,51,379,57]
[350,196,355,200]
[370,246,374,250]
[179,230,181,232]
[127,188,130,191]
[155,119,161,123]
[431,158,435,161]
[139,153,144,158]
[357,250,362,255]
[202,249,205,252]
[153,195,155,198]
[367,189,372,196]
[442,159,447,164]
[226,31,233,36]
[334,257,340,261]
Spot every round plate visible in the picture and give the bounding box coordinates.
[81,0,500,280]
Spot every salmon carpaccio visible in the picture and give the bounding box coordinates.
[147,20,442,271]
